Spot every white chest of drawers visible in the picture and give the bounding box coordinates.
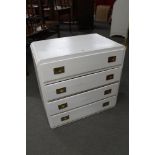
[31,33,125,128]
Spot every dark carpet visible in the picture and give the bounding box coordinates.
[26,23,129,155]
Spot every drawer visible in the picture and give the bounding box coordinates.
[39,50,124,83]
[46,83,119,115]
[44,67,122,101]
[49,96,116,128]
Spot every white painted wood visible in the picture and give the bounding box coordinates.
[30,33,125,65]
[46,83,119,115]
[49,96,117,128]
[44,67,121,101]
[30,34,126,128]
[38,49,124,83]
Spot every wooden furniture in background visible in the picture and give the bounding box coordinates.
[95,0,116,23]
[53,0,72,31]
[26,0,60,76]
[26,0,60,41]
[73,0,94,30]
[95,5,110,22]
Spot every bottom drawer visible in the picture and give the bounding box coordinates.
[48,96,117,128]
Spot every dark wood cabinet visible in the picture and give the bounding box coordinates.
[73,0,94,30]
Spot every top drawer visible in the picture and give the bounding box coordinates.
[38,50,124,83]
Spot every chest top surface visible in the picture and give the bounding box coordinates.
[31,33,125,64]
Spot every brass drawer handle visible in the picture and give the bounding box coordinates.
[108,56,116,63]
[53,66,65,74]
[102,102,110,107]
[61,115,69,121]
[104,89,112,95]
[106,74,114,80]
[56,87,66,94]
[58,103,68,110]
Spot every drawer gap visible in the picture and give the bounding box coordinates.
[49,95,117,116]
[48,82,119,102]
[44,66,121,86]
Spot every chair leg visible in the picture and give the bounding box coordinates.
[69,12,72,32]
[58,12,61,29]
[57,24,60,38]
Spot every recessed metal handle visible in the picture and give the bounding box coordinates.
[108,56,116,63]
[53,66,65,74]
[106,74,114,80]
[61,115,69,121]
[104,89,112,95]
[56,87,66,94]
[58,103,68,110]
[102,102,110,107]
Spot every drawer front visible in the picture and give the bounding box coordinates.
[46,83,119,115]
[49,96,116,128]
[39,50,124,83]
[44,67,122,101]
